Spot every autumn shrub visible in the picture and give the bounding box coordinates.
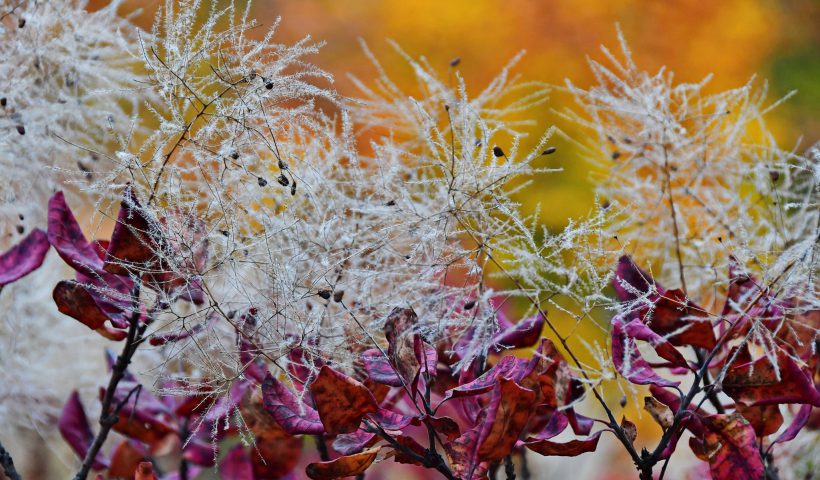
[0,1,817,480]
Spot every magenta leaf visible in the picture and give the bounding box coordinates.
[0,228,49,286]
[611,316,680,387]
[333,430,378,455]
[261,374,325,435]
[219,444,254,480]
[491,312,545,351]
[773,404,813,445]
[47,192,106,275]
[361,349,402,387]
[59,391,110,470]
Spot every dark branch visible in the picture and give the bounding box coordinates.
[0,440,22,480]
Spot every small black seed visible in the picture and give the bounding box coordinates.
[277,174,289,187]
[463,300,476,310]
[317,289,332,300]
[623,137,633,144]
[333,291,344,303]
[265,82,273,90]
[18,17,25,28]
[0,98,6,107]
[492,146,505,157]
[601,200,611,209]
[541,147,557,155]
[16,125,25,135]
[611,151,622,160]
[220,230,229,236]
[278,159,288,170]
[769,170,780,182]
[257,177,268,187]
[290,179,297,195]
[619,396,627,408]
[386,199,396,206]
[18,213,24,221]
[449,57,461,68]
[607,135,616,143]
[16,225,24,234]
[230,151,239,160]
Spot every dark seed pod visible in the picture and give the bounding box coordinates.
[257,176,268,187]
[611,151,622,160]
[277,174,289,187]
[317,289,332,300]
[385,199,396,206]
[619,396,627,408]
[463,300,476,310]
[16,225,24,234]
[0,98,6,107]
[16,125,25,135]
[333,290,344,303]
[449,57,461,68]
[265,82,273,90]
[278,159,288,170]
[220,229,229,236]
[18,214,24,221]
[541,147,557,155]
[290,179,297,196]
[769,170,780,182]
[18,17,25,28]
[230,151,239,160]
[492,146,505,158]
[601,199,611,209]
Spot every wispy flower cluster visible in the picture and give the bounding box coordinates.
[0,0,140,240]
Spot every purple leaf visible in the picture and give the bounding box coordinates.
[440,356,533,403]
[611,315,679,387]
[333,430,378,455]
[261,374,325,435]
[773,404,813,445]
[47,192,105,275]
[524,430,604,457]
[622,318,689,368]
[361,349,402,387]
[0,228,49,286]
[59,391,109,470]
[492,312,545,351]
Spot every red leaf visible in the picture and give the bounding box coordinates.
[0,228,49,286]
[109,441,148,478]
[58,391,110,470]
[689,413,764,480]
[104,186,156,275]
[735,404,783,437]
[524,430,603,457]
[723,345,820,407]
[309,366,379,435]
[305,447,381,480]
[477,378,537,462]
[241,390,302,477]
[392,435,426,465]
[261,374,325,435]
[134,462,158,480]
[613,256,716,349]
[422,415,461,441]
[53,280,112,331]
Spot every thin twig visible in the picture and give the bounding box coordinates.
[73,285,146,480]
[0,440,22,480]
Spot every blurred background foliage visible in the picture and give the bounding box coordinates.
[82,1,819,477]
